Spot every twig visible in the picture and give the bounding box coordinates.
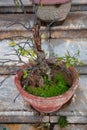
[0,76,10,87]
[13,92,21,103]
[19,0,31,29]
[32,0,38,25]
[7,21,31,30]
[36,0,42,12]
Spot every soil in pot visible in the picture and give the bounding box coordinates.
[20,62,73,98]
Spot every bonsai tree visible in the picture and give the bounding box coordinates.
[0,0,83,113]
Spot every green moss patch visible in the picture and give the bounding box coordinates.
[24,74,70,97]
[58,116,68,128]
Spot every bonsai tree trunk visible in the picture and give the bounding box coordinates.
[29,25,51,87]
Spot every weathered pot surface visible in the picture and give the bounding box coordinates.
[35,0,71,22]
[35,0,70,5]
[15,66,79,113]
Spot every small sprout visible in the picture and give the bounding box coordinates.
[58,116,68,128]
[8,41,16,47]
[23,69,28,79]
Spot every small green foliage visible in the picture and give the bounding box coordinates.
[58,116,68,128]
[18,47,29,56]
[18,46,36,58]
[23,69,28,79]
[57,50,84,68]
[9,40,36,60]
[24,74,69,97]
[14,0,21,8]
[77,50,80,56]
[8,41,16,47]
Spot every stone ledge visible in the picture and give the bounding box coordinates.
[0,115,49,123]
[50,116,87,123]
[0,12,87,31]
[53,125,87,130]
[0,12,87,40]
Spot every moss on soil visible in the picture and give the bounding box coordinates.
[24,74,70,97]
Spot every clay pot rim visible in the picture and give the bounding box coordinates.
[35,0,71,5]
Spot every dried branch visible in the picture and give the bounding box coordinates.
[19,0,31,29]
[36,0,42,12]
[32,0,38,25]
[0,76,10,87]
[7,20,31,30]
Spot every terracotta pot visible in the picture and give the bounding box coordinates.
[35,0,70,5]
[15,66,79,113]
[35,0,71,22]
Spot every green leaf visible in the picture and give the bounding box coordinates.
[56,50,84,68]
[23,69,28,79]
[8,41,16,47]
[66,62,70,68]
[14,0,21,8]
[77,50,80,56]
